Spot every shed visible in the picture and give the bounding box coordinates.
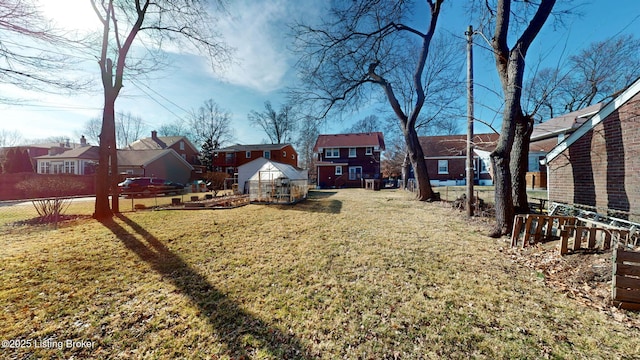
[238,158,308,203]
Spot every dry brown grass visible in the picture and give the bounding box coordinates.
[1,189,639,359]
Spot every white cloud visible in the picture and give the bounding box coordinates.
[215,0,322,93]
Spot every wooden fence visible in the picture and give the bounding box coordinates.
[511,214,576,247]
[612,248,640,310]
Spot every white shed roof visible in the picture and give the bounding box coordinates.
[238,158,307,190]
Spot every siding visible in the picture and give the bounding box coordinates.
[548,93,640,221]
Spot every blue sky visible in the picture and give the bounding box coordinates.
[1,1,639,145]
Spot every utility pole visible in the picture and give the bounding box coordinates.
[465,25,475,217]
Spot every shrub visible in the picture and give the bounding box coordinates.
[15,176,86,223]
[204,171,229,196]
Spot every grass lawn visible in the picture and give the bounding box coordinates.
[1,189,639,359]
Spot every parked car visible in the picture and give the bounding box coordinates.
[118,177,184,197]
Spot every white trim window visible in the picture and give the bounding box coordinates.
[335,166,342,175]
[438,160,449,174]
[365,147,373,155]
[348,166,362,180]
[480,159,489,174]
[39,161,50,174]
[180,141,185,150]
[283,150,287,158]
[325,148,340,158]
[64,160,76,174]
[348,147,357,158]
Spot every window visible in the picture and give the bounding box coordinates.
[225,153,234,164]
[264,150,271,159]
[39,162,50,174]
[480,159,489,174]
[335,166,342,175]
[179,141,185,150]
[325,148,339,158]
[246,151,251,158]
[181,154,186,160]
[349,166,362,180]
[283,150,287,158]
[64,161,75,174]
[348,148,357,158]
[438,160,449,174]
[365,147,373,155]
[52,162,63,174]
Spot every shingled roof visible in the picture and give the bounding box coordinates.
[313,132,385,152]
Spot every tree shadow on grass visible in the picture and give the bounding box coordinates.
[272,190,342,214]
[100,214,311,359]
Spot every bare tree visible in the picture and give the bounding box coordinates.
[294,116,320,172]
[342,115,383,134]
[525,34,640,121]
[79,112,147,148]
[0,129,23,147]
[487,0,557,237]
[158,119,193,138]
[292,0,446,201]
[79,118,102,146]
[248,101,297,144]
[116,112,147,148]
[188,98,234,149]
[0,0,87,98]
[187,98,234,170]
[89,0,229,218]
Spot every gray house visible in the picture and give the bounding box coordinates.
[117,149,194,184]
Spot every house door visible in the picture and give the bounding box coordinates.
[348,166,362,180]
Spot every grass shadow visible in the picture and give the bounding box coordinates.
[273,190,342,214]
[100,214,310,358]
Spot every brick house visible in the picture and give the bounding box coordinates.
[313,132,385,188]
[419,133,499,186]
[544,77,640,221]
[527,104,603,188]
[212,143,298,175]
[126,130,203,177]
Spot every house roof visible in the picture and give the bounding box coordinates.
[34,146,99,160]
[117,149,194,169]
[529,137,559,153]
[530,103,602,141]
[127,133,198,153]
[419,133,499,158]
[313,132,385,152]
[545,76,640,164]
[217,143,293,152]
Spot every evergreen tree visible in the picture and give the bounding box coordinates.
[199,138,217,172]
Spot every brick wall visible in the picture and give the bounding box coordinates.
[548,93,640,221]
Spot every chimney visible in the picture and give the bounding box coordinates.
[151,130,166,148]
[80,135,87,146]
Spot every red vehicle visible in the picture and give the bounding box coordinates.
[117,177,184,197]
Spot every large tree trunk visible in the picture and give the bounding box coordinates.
[404,125,435,201]
[401,152,410,190]
[94,94,116,219]
[511,114,533,213]
[489,123,514,238]
[94,75,120,219]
